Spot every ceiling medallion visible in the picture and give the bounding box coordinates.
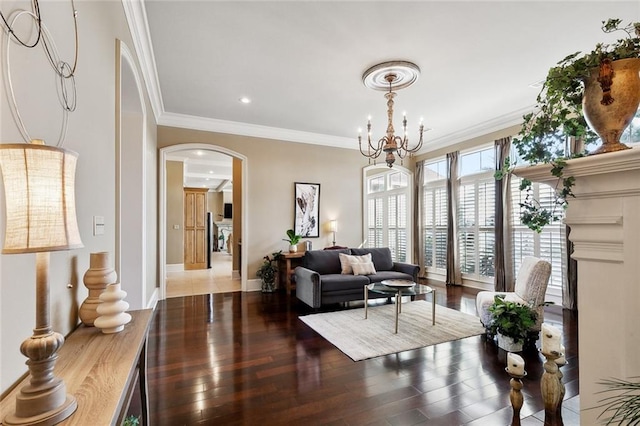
[358,61,424,168]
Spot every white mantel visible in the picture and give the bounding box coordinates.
[515,146,640,424]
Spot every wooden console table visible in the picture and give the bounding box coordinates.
[1,309,153,426]
[277,252,305,294]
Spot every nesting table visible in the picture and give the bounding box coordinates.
[364,280,435,333]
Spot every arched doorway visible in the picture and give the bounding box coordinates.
[159,144,248,298]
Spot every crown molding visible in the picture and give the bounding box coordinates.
[158,112,356,149]
[422,106,532,153]
[122,0,164,122]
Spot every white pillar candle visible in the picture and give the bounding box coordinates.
[541,323,562,354]
[507,352,525,376]
[555,344,567,365]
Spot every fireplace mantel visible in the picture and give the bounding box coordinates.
[515,146,640,424]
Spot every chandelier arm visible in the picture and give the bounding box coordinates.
[358,135,383,159]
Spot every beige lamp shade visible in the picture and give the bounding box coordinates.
[0,142,83,253]
[329,220,337,232]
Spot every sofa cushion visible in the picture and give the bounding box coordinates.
[319,273,370,292]
[303,249,350,275]
[338,253,372,274]
[349,247,394,271]
[367,270,415,284]
[352,261,376,275]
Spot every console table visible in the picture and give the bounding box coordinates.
[0,309,153,425]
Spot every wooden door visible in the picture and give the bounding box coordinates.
[184,188,208,270]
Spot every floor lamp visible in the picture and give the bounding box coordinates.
[0,141,83,425]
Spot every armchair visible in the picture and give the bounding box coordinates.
[476,256,552,333]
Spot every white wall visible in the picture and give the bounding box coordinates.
[0,1,157,392]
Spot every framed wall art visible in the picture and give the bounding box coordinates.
[294,182,320,238]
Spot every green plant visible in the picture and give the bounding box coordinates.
[123,415,140,426]
[256,251,283,289]
[283,229,301,245]
[487,295,538,345]
[500,18,640,232]
[595,377,640,425]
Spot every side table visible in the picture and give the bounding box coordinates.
[277,251,305,294]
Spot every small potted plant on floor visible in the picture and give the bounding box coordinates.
[256,251,283,293]
[283,229,302,253]
[487,295,538,352]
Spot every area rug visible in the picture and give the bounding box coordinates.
[299,300,486,361]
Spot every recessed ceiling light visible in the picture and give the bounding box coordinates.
[239,97,251,104]
[196,151,203,156]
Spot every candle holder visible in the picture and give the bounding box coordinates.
[553,355,568,424]
[506,368,527,426]
[540,350,565,426]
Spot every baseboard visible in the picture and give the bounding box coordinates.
[147,287,159,309]
[246,278,262,292]
[166,264,184,272]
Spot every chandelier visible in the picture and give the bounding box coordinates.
[358,61,424,168]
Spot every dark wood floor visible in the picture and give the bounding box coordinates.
[145,285,579,425]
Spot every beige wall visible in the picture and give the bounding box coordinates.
[0,1,157,392]
[166,161,184,264]
[158,126,368,282]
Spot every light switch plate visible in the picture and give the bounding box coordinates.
[173,224,180,230]
[93,216,105,236]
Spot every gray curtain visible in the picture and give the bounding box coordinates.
[494,137,514,291]
[415,161,425,278]
[446,152,461,285]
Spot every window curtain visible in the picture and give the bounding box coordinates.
[562,136,580,310]
[415,160,425,278]
[445,152,461,285]
[494,137,514,291]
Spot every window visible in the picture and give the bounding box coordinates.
[458,146,496,280]
[422,159,447,271]
[364,167,412,262]
[510,176,566,298]
[620,108,640,147]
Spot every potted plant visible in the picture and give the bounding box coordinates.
[283,229,302,253]
[497,18,640,232]
[487,295,538,352]
[256,251,283,293]
[595,377,640,425]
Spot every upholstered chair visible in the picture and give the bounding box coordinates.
[476,256,552,333]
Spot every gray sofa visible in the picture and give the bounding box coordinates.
[294,247,420,308]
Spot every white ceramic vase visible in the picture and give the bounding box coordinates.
[94,283,132,334]
[79,252,117,326]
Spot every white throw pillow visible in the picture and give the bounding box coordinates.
[339,253,372,274]
[352,261,376,276]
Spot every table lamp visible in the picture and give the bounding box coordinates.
[0,141,83,425]
[329,220,337,246]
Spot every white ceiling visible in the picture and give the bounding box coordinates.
[141,1,639,186]
[166,150,233,191]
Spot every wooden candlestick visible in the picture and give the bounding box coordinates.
[541,350,564,426]
[506,368,527,426]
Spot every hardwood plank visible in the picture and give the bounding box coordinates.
[147,288,578,425]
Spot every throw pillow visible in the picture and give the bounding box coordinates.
[338,253,372,274]
[352,261,376,276]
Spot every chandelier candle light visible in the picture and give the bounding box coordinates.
[358,61,425,168]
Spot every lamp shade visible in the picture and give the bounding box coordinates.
[329,220,337,233]
[0,142,83,253]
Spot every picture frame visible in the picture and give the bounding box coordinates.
[294,182,320,238]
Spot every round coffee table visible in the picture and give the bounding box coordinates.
[364,280,435,333]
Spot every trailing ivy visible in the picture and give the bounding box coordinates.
[502,18,640,232]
